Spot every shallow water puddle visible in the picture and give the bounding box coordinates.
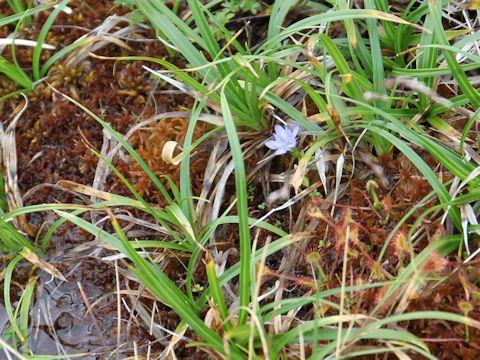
[30,260,120,358]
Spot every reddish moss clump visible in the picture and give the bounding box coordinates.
[124,115,212,206]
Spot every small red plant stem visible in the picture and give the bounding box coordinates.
[78,281,107,347]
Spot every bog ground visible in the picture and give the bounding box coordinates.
[1,1,480,359]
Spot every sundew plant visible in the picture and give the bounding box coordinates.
[1,0,480,359]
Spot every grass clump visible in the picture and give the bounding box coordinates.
[1,0,480,358]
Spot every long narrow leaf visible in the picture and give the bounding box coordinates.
[32,0,72,80]
[220,90,250,326]
[429,0,480,107]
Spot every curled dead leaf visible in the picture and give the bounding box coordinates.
[161,141,182,166]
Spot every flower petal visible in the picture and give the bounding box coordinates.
[292,124,300,139]
[274,148,288,155]
[266,123,300,155]
[284,127,294,140]
[274,124,288,143]
[265,139,283,150]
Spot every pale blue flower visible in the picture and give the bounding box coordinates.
[265,124,300,155]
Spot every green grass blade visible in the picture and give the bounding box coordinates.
[392,62,480,77]
[186,0,221,59]
[7,0,25,14]
[351,26,373,78]
[416,13,437,108]
[460,108,480,157]
[319,34,369,100]
[107,214,244,359]
[32,0,72,80]
[18,276,36,341]
[187,0,243,96]
[205,251,232,332]
[179,98,207,225]
[257,9,425,53]
[263,92,322,131]
[0,57,32,89]
[197,233,291,311]
[365,0,387,108]
[4,255,25,345]
[0,217,36,252]
[220,90,250,326]
[135,0,205,49]
[40,37,90,77]
[88,147,189,247]
[429,0,480,107]
[266,0,296,79]
[135,0,215,82]
[0,4,54,27]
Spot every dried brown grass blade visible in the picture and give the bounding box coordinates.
[57,180,114,201]
[0,337,29,360]
[370,10,430,33]
[124,282,165,340]
[19,247,66,281]
[115,260,121,360]
[1,95,34,236]
[64,13,137,67]
[271,69,313,100]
